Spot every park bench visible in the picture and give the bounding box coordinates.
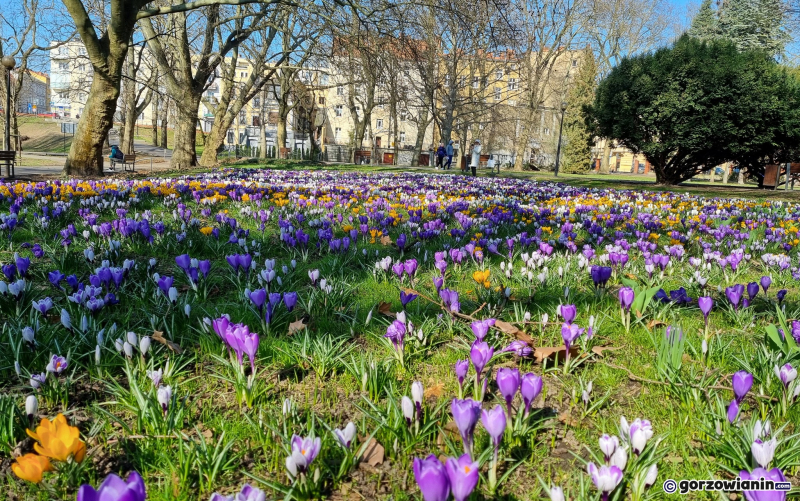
[109,152,136,172]
[763,164,800,190]
[0,150,16,177]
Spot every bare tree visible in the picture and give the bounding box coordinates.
[119,40,155,155]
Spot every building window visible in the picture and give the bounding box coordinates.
[254,97,260,107]
[472,77,479,89]
[318,96,325,105]
[399,131,406,143]
[58,62,68,71]
[227,130,234,144]
[320,75,329,85]
[572,59,578,67]
[252,116,260,126]
[79,47,86,55]
[459,76,466,88]
[239,111,246,125]
[376,119,383,129]
[334,127,341,142]
[496,70,503,80]
[335,105,343,117]
[59,47,68,55]
[241,72,248,78]
[494,87,501,101]
[336,86,344,96]
[400,111,407,121]
[544,127,550,135]
[508,78,518,90]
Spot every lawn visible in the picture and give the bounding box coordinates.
[0,164,798,501]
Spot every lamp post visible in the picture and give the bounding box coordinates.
[2,56,16,152]
[553,100,567,177]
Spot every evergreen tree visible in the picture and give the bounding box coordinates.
[561,51,597,174]
[717,0,789,57]
[687,0,718,41]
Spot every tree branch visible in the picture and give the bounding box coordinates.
[136,0,291,20]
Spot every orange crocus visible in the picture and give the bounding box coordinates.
[472,269,491,288]
[11,453,52,483]
[199,227,213,236]
[27,414,86,463]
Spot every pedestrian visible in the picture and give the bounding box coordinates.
[435,142,446,170]
[470,139,482,176]
[445,140,454,170]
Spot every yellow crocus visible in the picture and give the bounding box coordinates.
[11,453,52,483]
[27,414,86,463]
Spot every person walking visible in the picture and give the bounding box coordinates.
[445,140,454,170]
[435,142,446,169]
[470,139,482,176]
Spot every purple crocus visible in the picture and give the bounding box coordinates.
[288,435,321,474]
[469,341,494,377]
[557,304,577,324]
[739,468,787,501]
[391,262,405,278]
[77,471,146,501]
[728,399,740,424]
[761,276,772,294]
[400,290,418,308]
[451,398,481,455]
[561,322,584,360]
[46,354,68,375]
[444,454,479,501]
[725,285,744,309]
[470,318,496,341]
[698,296,713,324]
[618,287,634,312]
[283,292,298,312]
[732,371,753,403]
[175,254,191,272]
[404,259,418,277]
[774,363,797,387]
[590,265,612,288]
[747,282,759,301]
[587,463,623,501]
[249,289,267,312]
[412,455,450,501]
[16,257,30,278]
[777,289,787,303]
[480,405,507,449]
[385,320,407,351]
[496,368,520,415]
[454,360,469,389]
[520,373,543,417]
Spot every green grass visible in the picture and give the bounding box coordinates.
[1,164,799,500]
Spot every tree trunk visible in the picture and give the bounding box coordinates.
[152,98,159,146]
[64,70,122,176]
[259,120,267,160]
[160,99,168,150]
[411,107,429,167]
[709,167,715,182]
[277,116,287,157]
[599,141,610,174]
[723,163,730,183]
[171,93,201,169]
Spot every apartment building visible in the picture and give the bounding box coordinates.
[13,69,50,115]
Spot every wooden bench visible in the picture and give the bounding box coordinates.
[0,150,15,177]
[764,164,800,190]
[109,152,136,172]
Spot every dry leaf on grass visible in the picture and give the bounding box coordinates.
[533,346,580,364]
[558,410,580,427]
[152,331,184,354]
[424,382,445,399]
[647,319,667,329]
[494,320,533,343]
[380,235,392,246]
[591,346,622,356]
[361,438,384,466]
[288,319,307,336]
[377,301,395,317]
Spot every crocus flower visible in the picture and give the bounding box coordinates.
[774,363,797,387]
[732,371,753,403]
[157,385,172,415]
[30,373,46,390]
[752,438,777,468]
[27,413,86,462]
[412,455,450,501]
[725,285,743,309]
[12,453,52,483]
[481,405,507,449]
[46,355,68,375]
[777,289,787,303]
[590,265,612,288]
[470,318,496,340]
[496,368,520,415]
[411,381,424,421]
[249,289,267,311]
[587,463,623,501]
[404,259,418,277]
[469,341,494,377]
[77,471,146,501]
[561,322,583,359]
[520,373,543,416]
[747,282,759,300]
[599,434,619,462]
[557,304,576,324]
[400,290,418,307]
[445,454,479,501]
[728,399,739,423]
[451,398,481,455]
[761,275,772,293]
[618,287,634,311]
[385,320,406,351]
[333,422,356,449]
[739,467,787,501]
[698,296,713,322]
[454,360,469,388]
[627,418,654,454]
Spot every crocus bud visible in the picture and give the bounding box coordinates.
[139,336,151,356]
[411,381,424,420]
[401,396,415,426]
[22,326,35,344]
[25,395,38,422]
[549,486,565,501]
[184,304,191,317]
[123,341,133,358]
[61,309,71,330]
[168,287,178,304]
[95,345,101,365]
[127,331,138,346]
[114,338,124,352]
[644,464,658,488]
[157,385,172,415]
[14,361,21,376]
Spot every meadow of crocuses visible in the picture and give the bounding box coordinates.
[1,167,799,500]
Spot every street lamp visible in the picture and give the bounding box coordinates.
[553,100,567,177]
[2,56,16,152]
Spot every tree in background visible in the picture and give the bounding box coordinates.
[718,0,790,57]
[587,35,800,185]
[686,0,718,40]
[561,49,596,173]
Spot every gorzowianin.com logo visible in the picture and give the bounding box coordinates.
[662,477,791,495]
